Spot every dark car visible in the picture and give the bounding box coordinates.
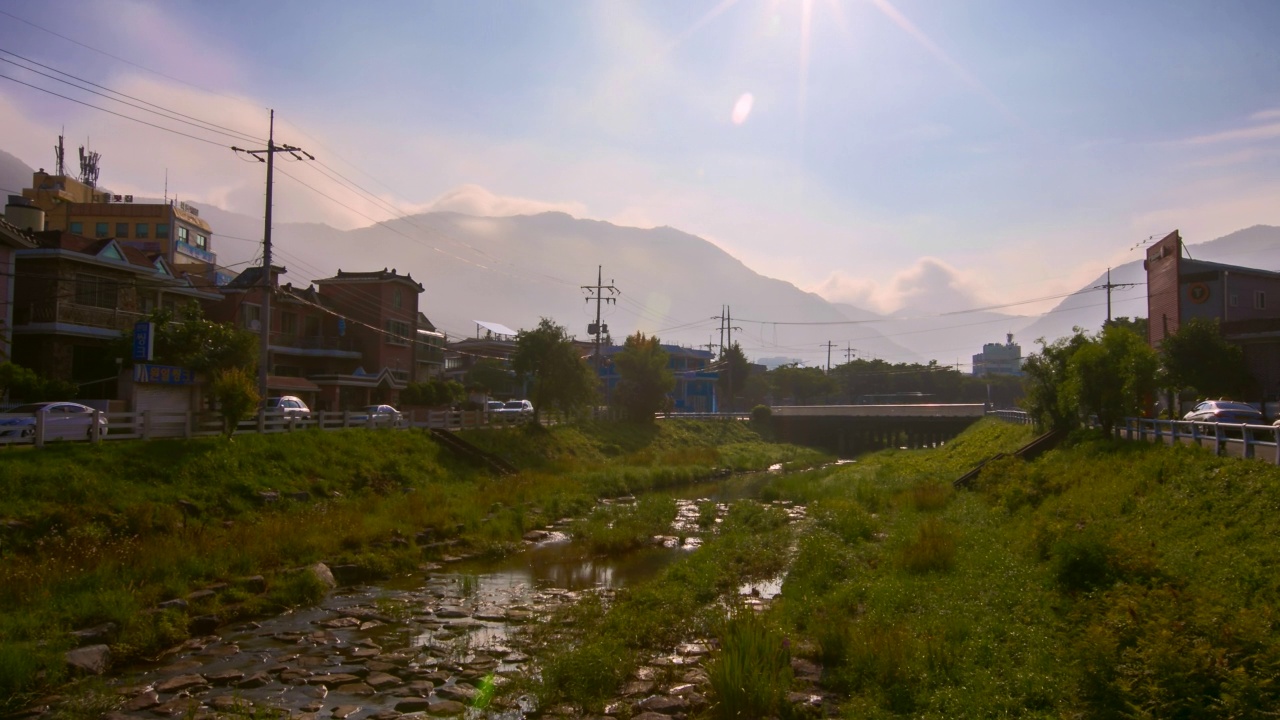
[1183,400,1263,427]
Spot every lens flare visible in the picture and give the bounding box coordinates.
[731,93,755,125]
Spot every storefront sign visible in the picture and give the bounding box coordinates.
[133,364,194,385]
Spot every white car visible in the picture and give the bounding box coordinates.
[494,399,534,417]
[264,396,312,417]
[350,404,403,426]
[0,402,108,440]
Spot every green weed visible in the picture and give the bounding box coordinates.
[706,610,794,719]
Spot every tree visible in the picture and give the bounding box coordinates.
[115,302,258,374]
[1159,317,1255,404]
[769,364,837,404]
[0,362,78,402]
[466,358,515,396]
[1065,324,1159,436]
[716,342,750,411]
[512,318,598,421]
[614,332,675,422]
[210,366,260,438]
[1021,331,1091,432]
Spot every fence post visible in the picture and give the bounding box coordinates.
[257,410,266,435]
[91,410,103,444]
[142,410,153,441]
[184,411,192,439]
[34,410,45,448]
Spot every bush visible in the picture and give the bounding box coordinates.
[210,367,260,437]
[901,517,957,574]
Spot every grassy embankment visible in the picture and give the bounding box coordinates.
[0,419,824,712]
[527,420,1280,717]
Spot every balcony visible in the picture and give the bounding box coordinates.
[14,300,142,333]
[271,334,362,359]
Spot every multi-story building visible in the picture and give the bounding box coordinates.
[1145,229,1280,399]
[8,222,221,400]
[971,334,1023,377]
[20,168,220,283]
[315,268,424,385]
[0,202,39,362]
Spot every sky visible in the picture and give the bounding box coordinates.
[1,0,1279,319]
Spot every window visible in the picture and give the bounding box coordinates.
[392,288,403,309]
[304,315,321,337]
[135,223,149,239]
[1256,291,1267,310]
[385,319,410,345]
[243,304,262,330]
[176,226,189,244]
[69,221,83,235]
[115,222,129,238]
[156,223,170,239]
[75,273,117,309]
[281,312,299,337]
[95,222,109,238]
[194,233,208,249]
[1230,294,1239,308]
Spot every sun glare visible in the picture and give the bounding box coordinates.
[732,93,755,125]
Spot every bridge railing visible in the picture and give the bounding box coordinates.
[987,409,1032,425]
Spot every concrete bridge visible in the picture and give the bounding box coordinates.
[769,404,987,456]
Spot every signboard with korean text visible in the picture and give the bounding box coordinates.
[133,364,194,385]
[132,322,154,361]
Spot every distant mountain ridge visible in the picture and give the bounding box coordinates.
[4,147,1278,367]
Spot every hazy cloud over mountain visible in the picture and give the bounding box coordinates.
[813,258,990,316]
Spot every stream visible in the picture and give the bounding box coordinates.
[87,471,815,720]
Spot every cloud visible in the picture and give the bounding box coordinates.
[1176,121,1280,146]
[811,257,990,315]
[412,184,589,218]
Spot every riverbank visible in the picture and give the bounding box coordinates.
[0,419,826,712]
[518,420,1280,716]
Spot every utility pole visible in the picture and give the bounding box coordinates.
[844,344,857,363]
[1093,267,1138,325]
[822,341,837,373]
[582,265,618,372]
[232,109,313,401]
[711,306,742,412]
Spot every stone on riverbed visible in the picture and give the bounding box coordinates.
[64,644,111,675]
[155,673,208,693]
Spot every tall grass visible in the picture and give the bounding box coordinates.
[706,610,794,719]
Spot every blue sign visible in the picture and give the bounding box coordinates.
[133,364,194,385]
[132,321,154,361]
[338,318,346,336]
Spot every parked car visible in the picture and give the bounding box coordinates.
[1183,400,1263,428]
[265,396,312,417]
[350,404,403,426]
[485,400,504,413]
[0,402,108,440]
[494,399,535,417]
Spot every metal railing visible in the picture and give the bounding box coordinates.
[1118,417,1280,465]
[0,407,541,449]
[986,409,1032,425]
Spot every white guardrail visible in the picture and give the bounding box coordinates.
[0,409,537,449]
[1118,417,1280,465]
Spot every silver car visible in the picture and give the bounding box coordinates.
[351,404,403,426]
[0,402,108,440]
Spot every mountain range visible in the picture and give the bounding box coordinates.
[4,148,1278,368]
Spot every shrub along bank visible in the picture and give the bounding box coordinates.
[0,419,824,712]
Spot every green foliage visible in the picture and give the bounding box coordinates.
[573,495,677,553]
[0,362,79,401]
[138,303,257,374]
[750,404,771,424]
[401,379,466,407]
[1021,330,1091,431]
[464,358,515,395]
[900,517,957,573]
[1065,323,1159,435]
[1160,316,1256,400]
[513,318,598,420]
[613,332,675,422]
[769,363,837,404]
[210,367,260,437]
[706,610,794,719]
[716,342,750,410]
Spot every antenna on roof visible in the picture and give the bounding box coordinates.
[54,131,65,176]
[78,142,100,188]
